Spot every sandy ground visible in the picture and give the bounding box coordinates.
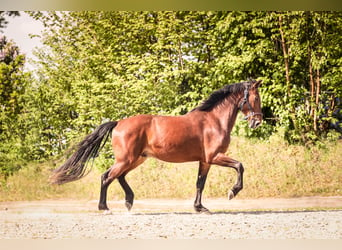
[1,197,341,239]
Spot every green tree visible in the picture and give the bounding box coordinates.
[265,11,342,143]
[1,10,340,179]
[28,11,342,158]
[0,36,29,178]
[211,11,341,143]
[29,11,202,152]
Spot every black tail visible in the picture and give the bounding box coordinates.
[50,121,118,185]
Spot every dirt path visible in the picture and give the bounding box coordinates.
[1,197,341,239]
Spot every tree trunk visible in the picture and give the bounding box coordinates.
[278,14,291,98]
[313,68,321,131]
[278,13,298,132]
[308,47,315,118]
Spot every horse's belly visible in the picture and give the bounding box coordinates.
[149,151,202,163]
[144,140,203,163]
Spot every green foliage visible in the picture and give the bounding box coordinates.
[1,11,341,179]
[0,36,31,178]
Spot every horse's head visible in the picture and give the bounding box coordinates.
[239,79,263,129]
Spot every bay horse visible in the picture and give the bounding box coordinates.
[51,79,263,213]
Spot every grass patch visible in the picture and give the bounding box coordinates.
[0,136,341,201]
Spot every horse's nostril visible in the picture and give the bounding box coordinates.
[255,120,261,127]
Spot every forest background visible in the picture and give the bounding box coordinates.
[0,11,341,201]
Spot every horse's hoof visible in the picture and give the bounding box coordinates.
[103,210,112,215]
[228,190,235,200]
[194,206,212,214]
[98,203,109,210]
[200,209,212,215]
[125,201,133,211]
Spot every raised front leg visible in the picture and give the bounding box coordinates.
[194,162,211,214]
[211,153,244,199]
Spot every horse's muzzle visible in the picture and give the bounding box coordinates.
[249,118,262,129]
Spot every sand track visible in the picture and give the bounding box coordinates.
[1,197,341,239]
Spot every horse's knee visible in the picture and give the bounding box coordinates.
[235,162,244,174]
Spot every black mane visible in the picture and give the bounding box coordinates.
[193,81,252,112]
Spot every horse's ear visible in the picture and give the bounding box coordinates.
[252,80,262,88]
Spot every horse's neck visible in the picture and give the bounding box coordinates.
[211,96,240,134]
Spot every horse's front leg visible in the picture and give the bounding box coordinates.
[194,162,211,214]
[211,153,244,200]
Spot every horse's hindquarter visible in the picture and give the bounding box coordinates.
[111,115,153,161]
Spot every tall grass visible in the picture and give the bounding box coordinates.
[1,136,341,202]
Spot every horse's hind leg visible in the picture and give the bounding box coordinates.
[99,169,111,210]
[118,174,134,211]
[117,157,146,211]
[98,157,146,211]
[98,162,127,210]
